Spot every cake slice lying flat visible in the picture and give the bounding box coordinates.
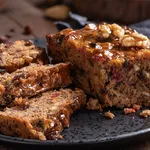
[0,88,86,140]
[0,63,72,106]
[0,40,49,72]
[47,23,150,108]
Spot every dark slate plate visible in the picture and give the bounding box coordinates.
[0,108,150,148]
[0,39,149,149]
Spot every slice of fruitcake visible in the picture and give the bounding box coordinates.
[0,88,86,140]
[0,63,72,106]
[47,22,150,108]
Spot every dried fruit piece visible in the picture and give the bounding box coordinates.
[45,5,70,20]
[132,104,141,111]
[124,108,136,114]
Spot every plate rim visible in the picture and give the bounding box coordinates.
[0,128,150,146]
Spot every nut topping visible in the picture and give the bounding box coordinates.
[98,24,111,38]
[98,23,150,49]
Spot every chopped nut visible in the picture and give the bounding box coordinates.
[120,32,149,48]
[124,108,136,114]
[85,24,97,30]
[133,64,140,72]
[111,23,125,38]
[142,71,150,79]
[120,25,149,48]
[140,109,150,118]
[98,24,111,38]
[105,111,115,119]
[45,5,70,20]
[87,98,103,112]
[132,32,148,40]
[121,36,135,47]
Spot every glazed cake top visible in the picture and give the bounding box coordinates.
[56,22,150,63]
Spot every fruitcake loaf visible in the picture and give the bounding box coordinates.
[0,40,49,72]
[0,63,72,106]
[0,88,86,140]
[46,23,150,108]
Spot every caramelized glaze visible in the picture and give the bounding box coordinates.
[59,23,150,62]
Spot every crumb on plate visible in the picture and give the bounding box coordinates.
[105,111,115,119]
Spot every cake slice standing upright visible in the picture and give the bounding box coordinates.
[47,23,150,108]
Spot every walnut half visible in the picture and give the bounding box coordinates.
[121,32,150,48]
[98,23,150,49]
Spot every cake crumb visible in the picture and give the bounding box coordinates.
[87,98,103,112]
[124,108,136,114]
[105,111,115,119]
[132,104,141,111]
[140,109,150,118]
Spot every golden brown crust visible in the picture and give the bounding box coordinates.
[0,40,49,73]
[47,22,150,108]
[0,63,72,106]
[0,88,86,140]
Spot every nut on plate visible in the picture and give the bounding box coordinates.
[45,5,70,20]
[124,108,136,114]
